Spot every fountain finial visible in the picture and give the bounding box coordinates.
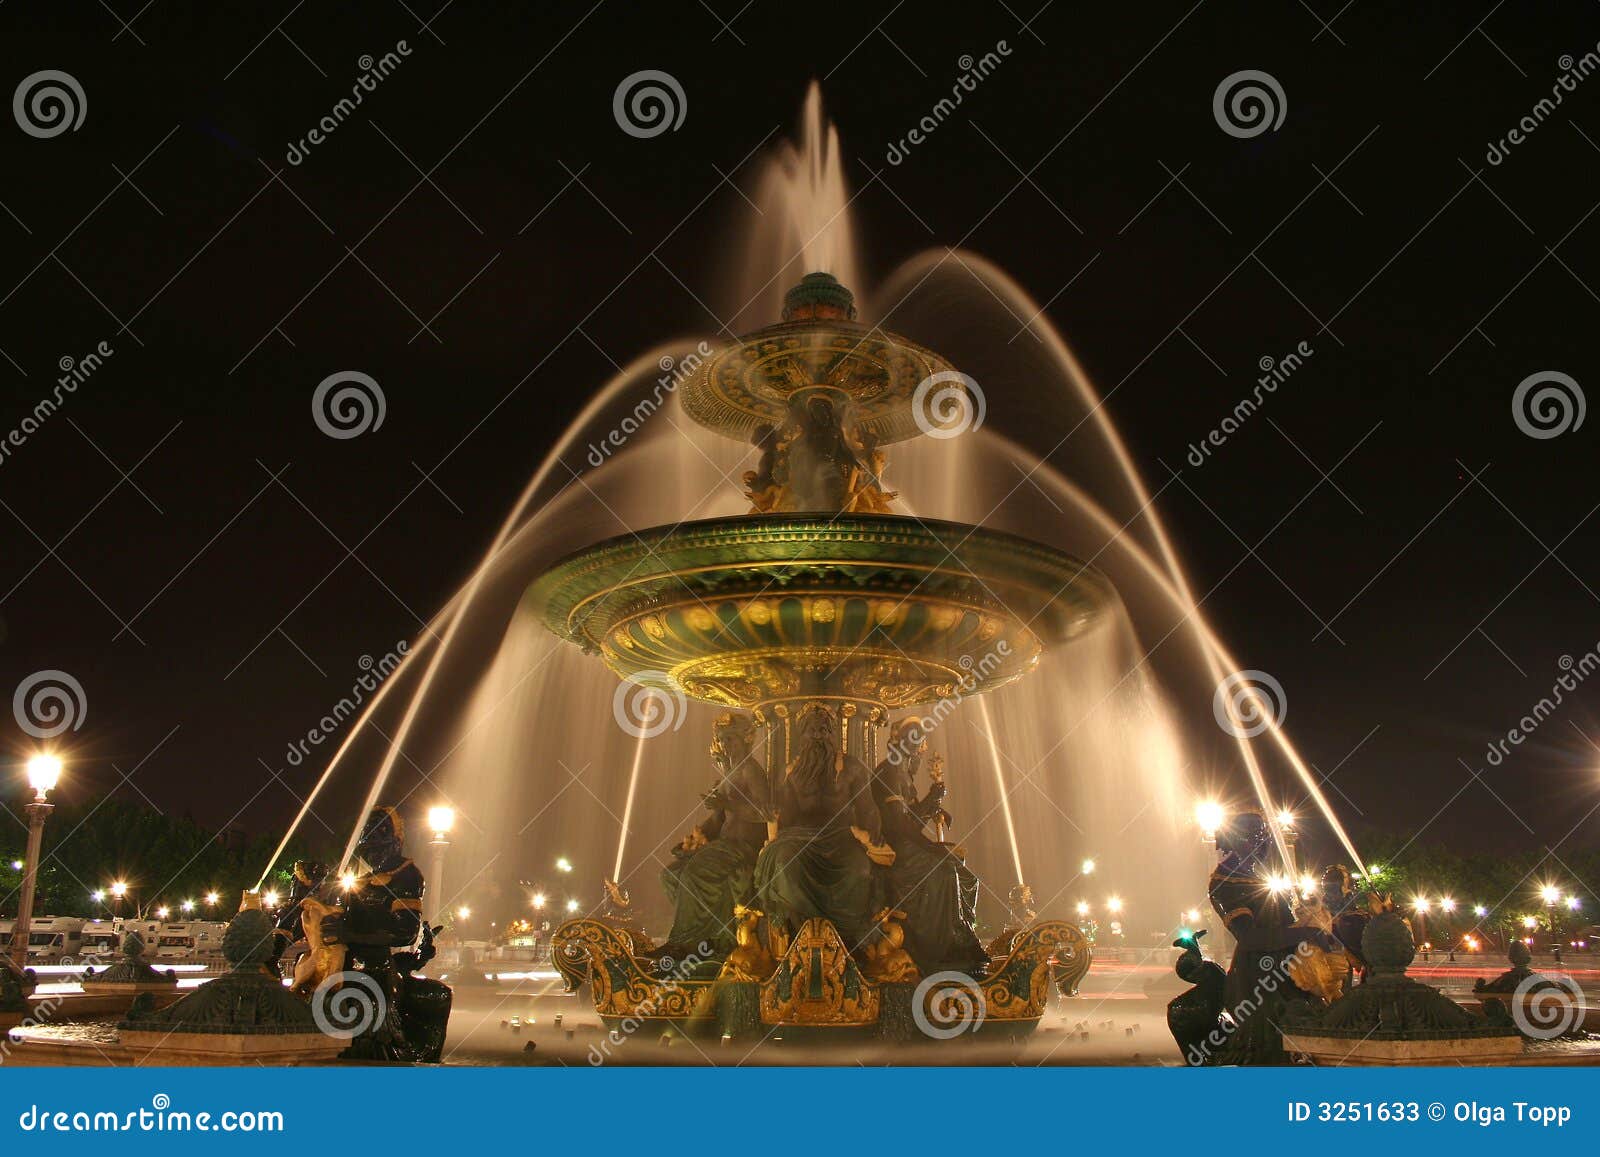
[782,271,856,322]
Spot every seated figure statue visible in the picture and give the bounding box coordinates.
[1206,811,1325,1064]
[658,713,771,958]
[753,703,893,956]
[313,806,450,1062]
[871,719,986,974]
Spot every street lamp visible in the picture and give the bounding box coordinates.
[1075,901,1090,917]
[1194,800,1225,838]
[204,891,220,909]
[556,856,573,874]
[1080,858,1096,876]
[565,898,579,913]
[11,753,62,970]
[155,906,170,920]
[427,806,455,923]
[1106,896,1123,914]
[180,900,194,914]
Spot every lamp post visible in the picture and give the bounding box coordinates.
[10,754,62,971]
[426,806,455,923]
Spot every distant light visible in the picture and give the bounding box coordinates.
[1412,896,1431,914]
[1523,916,1538,930]
[1368,863,1383,876]
[1541,884,1561,904]
[1298,874,1317,896]
[1275,809,1296,831]
[156,906,170,919]
[110,881,128,898]
[1194,800,1225,834]
[1106,896,1123,914]
[340,872,357,892]
[1473,904,1487,917]
[427,805,455,836]
[1266,874,1291,895]
[25,753,62,797]
[1075,901,1090,917]
[565,898,579,913]
[204,891,219,905]
[9,860,21,871]
[1184,907,1201,923]
[263,890,280,908]
[91,890,105,902]
[1568,896,1582,911]
[457,906,471,919]
[1080,858,1096,875]
[1440,897,1456,913]
[531,893,547,910]
[180,900,194,913]
[556,857,573,874]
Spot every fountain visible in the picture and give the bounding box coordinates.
[534,270,1101,1038]
[247,85,1378,1059]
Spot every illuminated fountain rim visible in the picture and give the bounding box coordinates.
[680,317,965,446]
[525,514,1117,710]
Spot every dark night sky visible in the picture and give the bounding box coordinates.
[1,1,1598,875]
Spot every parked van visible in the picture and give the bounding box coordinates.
[21,916,85,963]
[155,921,227,960]
[80,919,119,958]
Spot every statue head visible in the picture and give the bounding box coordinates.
[1508,939,1533,968]
[120,932,146,960]
[291,859,329,895]
[1319,864,1354,910]
[1216,809,1272,865]
[356,806,406,869]
[797,703,836,742]
[711,712,760,770]
[884,715,927,768]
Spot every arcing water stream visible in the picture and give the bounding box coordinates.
[261,84,1362,939]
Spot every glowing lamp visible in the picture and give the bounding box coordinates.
[25,753,61,798]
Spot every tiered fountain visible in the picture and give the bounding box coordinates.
[531,272,1102,1039]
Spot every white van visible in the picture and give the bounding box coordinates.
[80,919,119,959]
[22,917,85,963]
[155,921,227,960]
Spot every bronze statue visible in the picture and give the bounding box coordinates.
[870,719,986,973]
[1204,810,1323,1063]
[658,712,771,958]
[309,806,451,1062]
[753,703,891,956]
[1166,930,1227,1066]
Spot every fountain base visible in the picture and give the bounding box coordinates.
[552,915,1090,1042]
